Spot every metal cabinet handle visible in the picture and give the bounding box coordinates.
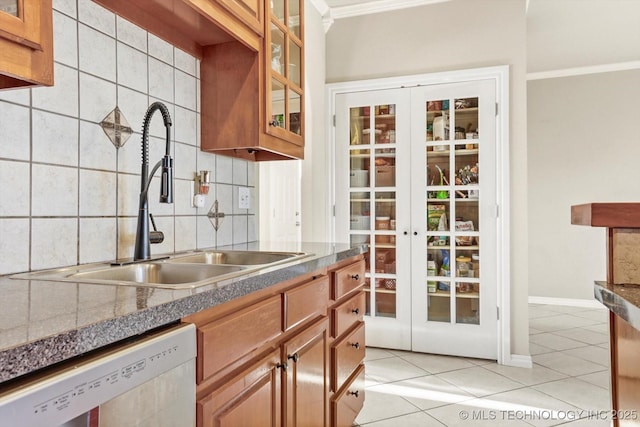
[276,362,288,371]
[352,308,360,315]
[269,120,280,127]
[403,231,408,235]
[351,274,360,281]
[351,342,360,350]
[413,231,418,236]
[349,390,360,398]
[288,353,300,363]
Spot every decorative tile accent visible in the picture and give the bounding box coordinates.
[100,106,133,148]
[207,200,225,231]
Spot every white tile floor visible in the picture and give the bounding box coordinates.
[355,304,613,426]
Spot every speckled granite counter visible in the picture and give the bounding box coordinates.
[0,242,365,385]
[594,281,640,331]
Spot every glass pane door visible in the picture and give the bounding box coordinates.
[349,104,398,318]
[0,1,18,16]
[411,80,497,359]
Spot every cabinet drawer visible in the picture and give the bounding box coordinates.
[331,364,365,427]
[285,275,329,331]
[332,260,365,300]
[197,295,282,384]
[331,321,365,392]
[331,291,365,338]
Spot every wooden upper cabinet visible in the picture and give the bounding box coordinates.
[0,0,53,89]
[200,0,305,161]
[215,0,264,36]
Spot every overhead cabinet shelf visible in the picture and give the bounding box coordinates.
[93,0,305,161]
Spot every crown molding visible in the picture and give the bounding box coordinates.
[330,0,450,19]
[527,61,640,80]
[309,0,330,16]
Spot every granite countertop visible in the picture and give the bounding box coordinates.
[594,281,640,330]
[0,241,365,385]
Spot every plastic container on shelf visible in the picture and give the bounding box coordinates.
[375,216,390,243]
[350,215,370,230]
[350,170,369,187]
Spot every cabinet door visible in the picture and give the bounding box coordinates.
[197,349,282,427]
[0,0,53,88]
[282,317,328,427]
[410,80,497,359]
[265,0,304,145]
[215,0,264,36]
[335,89,412,350]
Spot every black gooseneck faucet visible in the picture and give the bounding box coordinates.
[133,101,174,261]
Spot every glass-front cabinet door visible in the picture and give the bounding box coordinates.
[410,80,497,359]
[335,78,498,359]
[266,0,303,145]
[336,89,412,350]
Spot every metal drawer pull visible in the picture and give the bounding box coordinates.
[288,353,300,363]
[349,390,359,398]
[351,274,360,281]
[351,342,360,350]
[352,308,360,315]
[276,362,288,371]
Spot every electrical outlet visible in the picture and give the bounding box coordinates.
[238,187,250,209]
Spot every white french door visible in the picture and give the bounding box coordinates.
[334,76,501,360]
[410,80,497,359]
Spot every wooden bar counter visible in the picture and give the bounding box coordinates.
[572,203,640,426]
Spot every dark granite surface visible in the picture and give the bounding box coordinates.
[594,280,640,330]
[0,242,365,385]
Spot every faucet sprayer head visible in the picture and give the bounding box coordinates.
[160,154,174,203]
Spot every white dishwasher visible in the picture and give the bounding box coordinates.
[0,323,196,427]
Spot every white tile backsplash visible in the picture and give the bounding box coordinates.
[0,219,30,274]
[54,0,77,18]
[175,142,197,180]
[0,101,30,161]
[32,165,78,216]
[79,169,116,216]
[117,42,148,93]
[148,33,174,65]
[174,70,196,110]
[32,63,79,116]
[31,218,78,270]
[79,72,117,122]
[53,10,78,67]
[79,121,117,171]
[79,218,117,263]
[116,16,147,52]
[32,110,79,166]
[78,24,116,81]
[0,0,256,273]
[78,0,116,36]
[148,58,174,104]
[0,161,30,216]
[174,48,197,76]
[174,106,197,146]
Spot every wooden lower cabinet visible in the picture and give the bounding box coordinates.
[283,318,329,427]
[186,256,365,427]
[197,348,282,427]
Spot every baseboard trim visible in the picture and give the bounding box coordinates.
[504,354,533,368]
[528,296,605,309]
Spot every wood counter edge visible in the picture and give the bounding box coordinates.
[571,203,640,228]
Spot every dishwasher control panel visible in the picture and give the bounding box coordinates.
[0,324,196,427]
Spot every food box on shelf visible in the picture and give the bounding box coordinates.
[375,166,395,187]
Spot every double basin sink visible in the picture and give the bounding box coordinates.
[12,250,312,289]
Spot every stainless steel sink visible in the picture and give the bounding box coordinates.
[168,250,309,266]
[67,263,245,286]
[11,250,313,289]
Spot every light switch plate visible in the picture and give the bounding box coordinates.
[238,187,250,209]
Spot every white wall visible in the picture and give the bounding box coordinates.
[324,0,530,356]
[301,0,329,242]
[527,69,640,300]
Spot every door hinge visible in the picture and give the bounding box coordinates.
[495,102,499,116]
[332,205,336,216]
[333,115,336,126]
[496,204,500,218]
[497,307,500,320]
